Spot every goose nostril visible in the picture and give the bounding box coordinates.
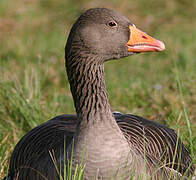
[142,35,148,39]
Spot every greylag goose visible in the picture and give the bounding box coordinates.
[5,8,194,180]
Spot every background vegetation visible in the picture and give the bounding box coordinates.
[0,0,195,178]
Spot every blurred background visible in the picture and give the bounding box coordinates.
[0,0,196,177]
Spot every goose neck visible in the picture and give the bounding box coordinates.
[66,55,114,127]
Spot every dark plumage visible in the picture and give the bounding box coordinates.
[5,8,194,180]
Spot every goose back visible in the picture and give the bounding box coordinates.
[7,113,194,179]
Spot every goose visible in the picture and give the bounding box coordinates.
[5,8,194,180]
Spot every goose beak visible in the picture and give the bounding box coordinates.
[127,25,165,52]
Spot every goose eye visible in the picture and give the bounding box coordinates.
[108,21,117,27]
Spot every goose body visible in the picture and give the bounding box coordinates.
[5,8,194,180]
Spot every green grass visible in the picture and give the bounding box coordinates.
[0,0,195,178]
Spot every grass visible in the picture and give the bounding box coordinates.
[49,144,85,180]
[0,0,195,178]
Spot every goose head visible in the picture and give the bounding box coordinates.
[65,8,165,63]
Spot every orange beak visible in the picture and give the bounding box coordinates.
[127,25,165,52]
